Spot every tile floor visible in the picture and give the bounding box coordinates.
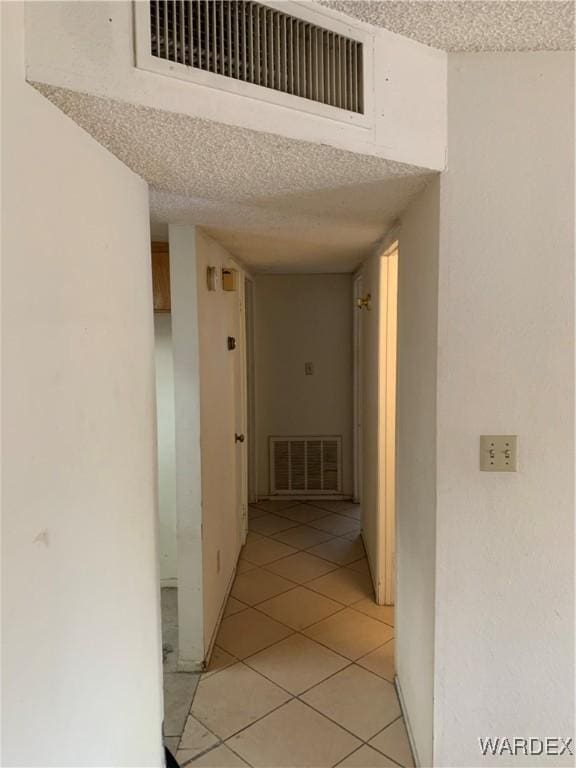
[167,500,413,768]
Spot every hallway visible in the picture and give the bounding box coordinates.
[172,500,414,768]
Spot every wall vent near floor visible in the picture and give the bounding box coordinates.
[270,436,342,495]
[148,1,364,113]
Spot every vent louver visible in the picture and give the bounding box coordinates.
[149,1,364,113]
[270,436,342,495]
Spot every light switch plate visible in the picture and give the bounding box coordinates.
[480,435,518,472]
[304,362,314,375]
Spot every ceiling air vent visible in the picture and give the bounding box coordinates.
[270,436,342,495]
[149,1,364,113]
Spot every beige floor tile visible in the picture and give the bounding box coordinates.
[273,524,335,549]
[339,529,364,542]
[251,500,300,513]
[240,537,298,566]
[227,699,361,768]
[231,569,295,606]
[191,662,290,739]
[248,505,267,521]
[204,646,237,677]
[186,744,250,766]
[310,500,359,516]
[275,503,332,524]
[223,597,248,618]
[337,506,363,521]
[302,665,401,741]
[246,531,267,544]
[307,568,374,605]
[257,586,343,629]
[303,608,394,660]
[216,608,293,658]
[347,558,370,575]
[336,745,397,767]
[265,551,339,584]
[176,750,200,767]
[244,634,350,694]
[236,559,257,575]
[179,715,220,756]
[352,599,394,626]
[309,514,361,536]
[249,514,300,536]
[370,718,414,768]
[307,537,365,565]
[357,640,395,682]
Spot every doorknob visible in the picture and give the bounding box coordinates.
[235,433,245,443]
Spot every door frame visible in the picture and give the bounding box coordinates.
[380,242,398,606]
[244,276,258,505]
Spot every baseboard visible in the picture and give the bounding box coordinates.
[394,674,421,768]
[161,578,178,589]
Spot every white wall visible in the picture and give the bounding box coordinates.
[1,3,164,765]
[24,1,447,171]
[396,178,440,768]
[254,274,353,497]
[434,53,574,766]
[154,313,177,585]
[169,225,204,670]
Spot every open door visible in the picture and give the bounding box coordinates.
[357,242,398,606]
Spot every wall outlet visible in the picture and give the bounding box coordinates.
[480,435,518,472]
[305,362,314,375]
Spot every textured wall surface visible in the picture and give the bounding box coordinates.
[254,274,354,496]
[320,1,574,51]
[435,51,574,766]
[2,4,163,765]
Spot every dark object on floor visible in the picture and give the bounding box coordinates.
[165,745,180,768]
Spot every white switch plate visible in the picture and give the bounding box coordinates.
[480,435,518,472]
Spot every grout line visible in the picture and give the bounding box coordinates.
[179,663,402,747]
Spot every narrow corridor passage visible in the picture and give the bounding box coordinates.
[174,500,413,768]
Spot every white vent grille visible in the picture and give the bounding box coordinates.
[269,436,342,495]
[149,1,364,113]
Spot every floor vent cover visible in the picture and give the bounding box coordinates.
[270,436,342,495]
[149,1,364,113]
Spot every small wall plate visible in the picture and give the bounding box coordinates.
[480,435,518,472]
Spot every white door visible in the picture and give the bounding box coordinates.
[358,245,398,606]
[234,279,249,545]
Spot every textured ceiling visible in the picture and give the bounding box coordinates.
[319,1,574,51]
[35,84,434,272]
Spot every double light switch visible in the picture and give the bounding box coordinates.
[480,435,518,472]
